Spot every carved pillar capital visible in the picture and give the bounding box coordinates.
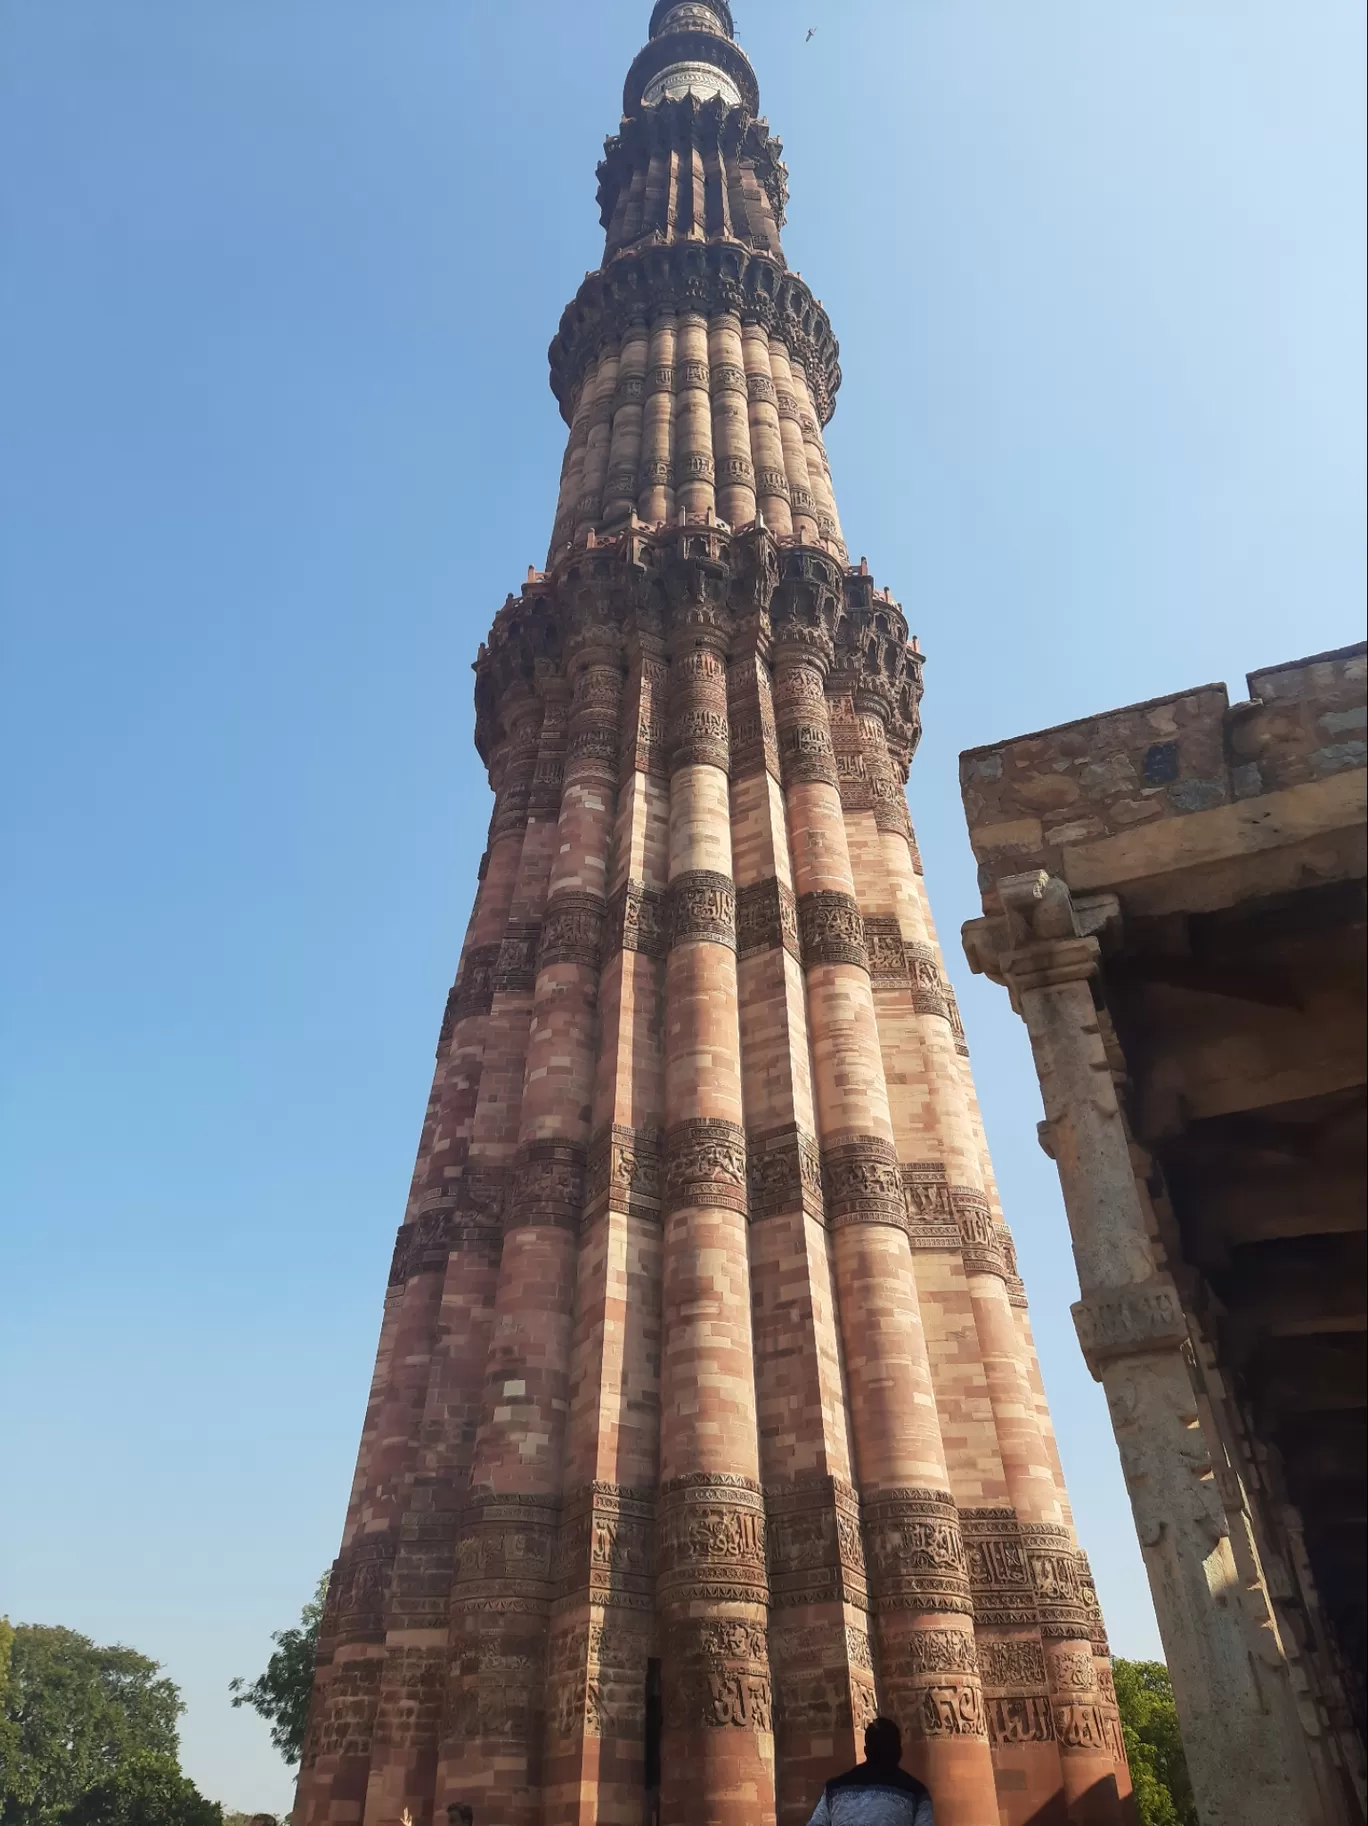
[963,873,1119,1008]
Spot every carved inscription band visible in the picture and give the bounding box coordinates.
[823,1136,905,1230]
[736,876,801,961]
[539,892,607,971]
[747,1122,824,1223]
[667,869,737,949]
[863,1487,972,1615]
[799,890,868,971]
[663,1118,748,1215]
[507,1140,588,1231]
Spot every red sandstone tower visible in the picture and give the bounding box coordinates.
[295,8,1132,1825]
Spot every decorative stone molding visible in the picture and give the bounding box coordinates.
[979,1636,1049,1692]
[538,892,607,971]
[986,1695,1057,1747]
[1072,1282,1190,1378]
[658,1473,769,1607]
[454,1493,560,1609]
[864,916,907,983]
[584,1123,664,1223]
[799,890,868,971]
[443,943,502,1030]
[901,1162,962,1250]
[736,876,800,961]
[746,1121,824,1222]
[506,1140,588,1232]
[862,1488,972,1615]
[667,868,737,950]
[764,1474,867,1608]
[606,878,668,960]
[960,1509,1038,1630]
[387,1195,505,1286]
[493,922,542,996]
[555,1483,657,1611]
[1021,1524,1091,1640]
[823,1136,905,1231]
[331,1533,397,1643]
[905,941,951,1019]
[663,1117,748,1214]
[664,1617,774,1733]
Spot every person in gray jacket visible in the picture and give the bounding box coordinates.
[806,1717,934,1826]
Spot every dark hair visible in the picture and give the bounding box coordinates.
[447,1808,474,1826]
[864,1715,902,1766]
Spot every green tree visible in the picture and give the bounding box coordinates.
[1113,1658,1197,1826]
[229,1577,328,1765]
[0,1626,183,1826]
[59,1751,221,1826]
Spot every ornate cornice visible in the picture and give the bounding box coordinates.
[597,98,789,244]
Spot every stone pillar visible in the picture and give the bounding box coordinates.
[740,321,794,539]
[439,558,627,1825]
[727,549,873,1826]
[709,311,756,531]
[603,321,648,528]
[656,532,776,1826]
[543,578,666,1826]
[770,549,999,1826]
[638,309,678,528]
[767,338,819,545]
[844,683,1079,1825]
[551,369,597,563]
[575,345,621,541]
[674,312,715,520]
[788,363,845,560]
[965,870,1326,1826]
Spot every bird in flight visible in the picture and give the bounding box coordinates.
[806,26,817,40]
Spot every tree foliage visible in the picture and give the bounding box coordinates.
[59,1752,221,1826]
[1113,1659,1197,1826]
[229,1577,328,1766]
[0,1626,183,1826]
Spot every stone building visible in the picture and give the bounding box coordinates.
[295,7,1132,1823]
[961,641,1367,1826]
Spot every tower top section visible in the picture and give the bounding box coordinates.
[626,0,758,115]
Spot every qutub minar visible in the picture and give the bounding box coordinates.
[296,7,1133,1824]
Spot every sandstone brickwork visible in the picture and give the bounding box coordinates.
[294,5,1129,1822]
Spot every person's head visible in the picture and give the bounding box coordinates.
[447,1807,474,1826]
[864,1716,902,1770]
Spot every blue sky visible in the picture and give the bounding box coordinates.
[1,0,1362,1812]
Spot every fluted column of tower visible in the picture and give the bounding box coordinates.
[295,5,1130,1823]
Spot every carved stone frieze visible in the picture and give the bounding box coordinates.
[663,1117,748,1215]
[904,941,951,1020]
[545,1613,651,1742]
[668,648,730,771]
[309,1654,382,1761]
[883,1678,987,1741]
[954,1188,1007,1278]
[556,1483,657,1611]
[666,1616,774,1733]
[658,1473,769,1608]
[507,1140,587,1232]
[388,1191,505,1286]
[823,1136,906,1231]
[863,1488,972,1615]
[606,878,668,961]
[978,1635,1049,1692]
[864,916,908,983]
[1071,1282,1189,1377]
[538,892,607,972]
[1053,1699,1113,1753]
[765,1473,866,1609]
[443,943,502,1031]
[668,868,737,949]
[986,1695,1057,1747]
[331,1532,398,1643]
[778,718,840,787]
[898,1628,980,1676]
[736,876,801,961]
[1021,1524,1091,1639]
[902,1162,962,1250]
[799,890,869,971]
[960,1508,1038,1630]
[493,922,542,996]
[945,985,970,1057]
[585,1124,664,1223]
[453,1493,559,1611]
[746,1122,824,1223]
[1049,1646,1099,1691]
[443,1643,545,1745]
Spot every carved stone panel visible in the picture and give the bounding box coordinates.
[607,878,668,961]
[556,1483,656,1612]
[736,876,801,961]
[863,1488,972,1615]
[444,943,502,1030]
[799,891,869,971]
[664,1118,748,1215]
[765,1474,867,1609]
[960,1509,1038,1630]
[332,1533,398,1644]
[1022,1524,1091,1639]
[668,869,737,950]
[585,1124,663,1224]
[864,916,908,984]
[453,1493,559,1612]
[987,1696,1058,1747]
[978,1635,1049,1693]
[658,1473,769,1609]
[902,1162,962,1250]
[666,1617,774,1733]
[905,941,951,1020]
[823,1137,906,1231]
[507,1140,587,1232]
[747,1122,824,1224]
[493,921,542,996]
[539,892,607,971]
